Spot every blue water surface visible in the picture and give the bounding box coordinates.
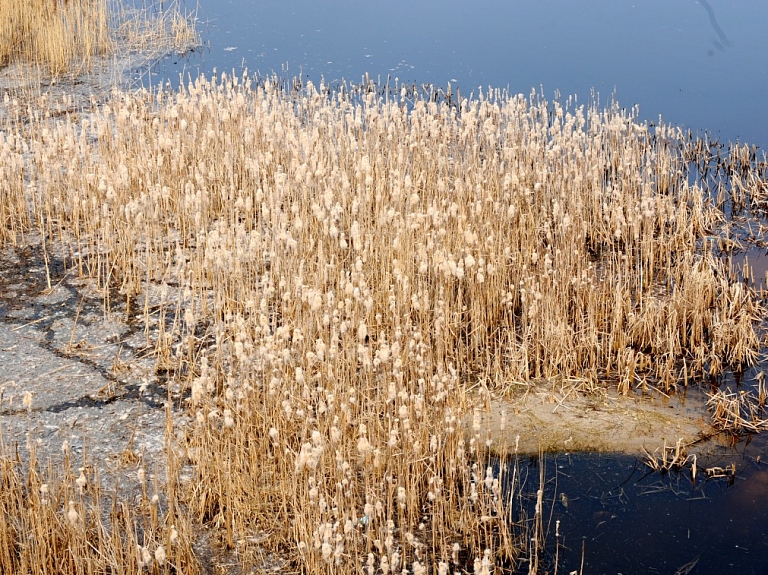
[153,0,768,148]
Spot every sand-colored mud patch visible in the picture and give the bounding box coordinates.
[466,380,714,456]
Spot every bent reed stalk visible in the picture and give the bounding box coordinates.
[1,73,766,572]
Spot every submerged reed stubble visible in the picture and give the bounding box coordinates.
[1,73,766,571]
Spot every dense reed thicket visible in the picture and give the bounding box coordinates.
[0,0,110,74]
[0,424,200,574]
[1,72,765,572]
[0,0,197,78]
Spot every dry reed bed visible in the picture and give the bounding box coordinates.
[0,0,199,134]
[0,0,196,76]
[1,74,766,572]
[0,0,110,75]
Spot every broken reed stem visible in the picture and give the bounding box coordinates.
[528,456,546,575]
[642,438,692,472]
[707,388,768,434]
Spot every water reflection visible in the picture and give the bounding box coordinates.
[697,0,733,54]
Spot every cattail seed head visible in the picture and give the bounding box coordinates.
[67,501,79,526]
[155,545,167,565]
[22,391,33,411]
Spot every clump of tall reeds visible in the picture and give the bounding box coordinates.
[1,73,767,571]
[0,0,110,75]
[0,0,198,79]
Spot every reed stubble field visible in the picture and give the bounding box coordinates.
[2,9,768,571]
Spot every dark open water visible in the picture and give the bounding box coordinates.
[515,451,768,573]
[144,1,768,572]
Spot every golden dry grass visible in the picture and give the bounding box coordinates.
[0,0,198,82]
[0,0,110,75]
[1,74,767,572]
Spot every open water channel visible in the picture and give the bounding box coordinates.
[143,1,768,572]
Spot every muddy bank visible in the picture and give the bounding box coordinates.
[466,380,715,456]
[0,238,184,494]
